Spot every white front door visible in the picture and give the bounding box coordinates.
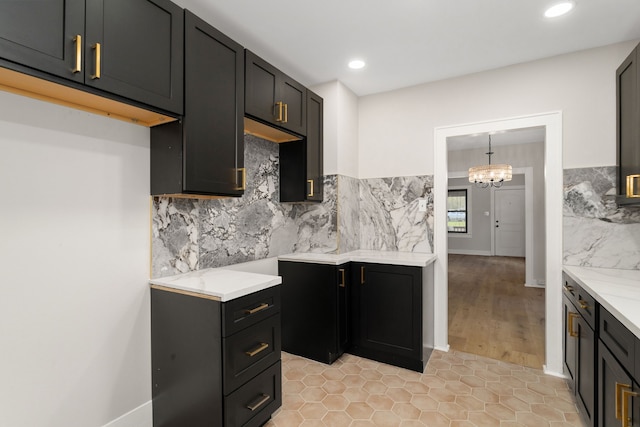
[494,188,525,257]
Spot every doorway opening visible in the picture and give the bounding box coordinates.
[433,112,564,376]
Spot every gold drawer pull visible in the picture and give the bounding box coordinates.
[244,302,269,315]
[360,266,365,285]
[578,299,589,310]
[339,268,346,288]
[622,387,638,427]
[73,35,82,73]
[245,342,269,357]
[247,393,270,411]
[567,312,579,338]
[563,285,573,292]
[283,102,288,123]
[235,167,246,191]
[275,101,284,122]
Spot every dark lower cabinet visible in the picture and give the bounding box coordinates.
[0,0,184,115]
[278,261,350,364]
[350,263,425,372]
[151,285,282,427]
[598,341,639,427]
[151,10,244,197]
[563,274,596,427]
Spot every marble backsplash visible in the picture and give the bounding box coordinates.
[152,135,434,278]
[564,166,640,269]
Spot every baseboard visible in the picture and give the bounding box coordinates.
[102,401,152,427]
[447,249,492,256]
[433,344,450,352]
[525,280,546,288]
[543,365,567,379]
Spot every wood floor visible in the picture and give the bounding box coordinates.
[448,254,545,369]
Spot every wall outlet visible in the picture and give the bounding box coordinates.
[418,199,427,212]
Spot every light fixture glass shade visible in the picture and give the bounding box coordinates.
[468,164,513,188]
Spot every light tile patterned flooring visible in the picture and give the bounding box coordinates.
[265,350,586,427]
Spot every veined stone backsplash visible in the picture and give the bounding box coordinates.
[564,166,640,269]
[152,135,434,278]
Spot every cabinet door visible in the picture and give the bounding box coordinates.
[279,261,340,364]
[576,316,595,427]
[617,46,640,199]
[354,263,422,367]
[279,76,306,135]
[563,295,577,384]
[599,341,639,427]
[306,90,324,202]
[245,50,278,125]
[182,11,244,196]
[85,0,184,114]
[0,0,84,82]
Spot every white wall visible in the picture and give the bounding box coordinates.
[0,91,152,427]
[358,40,638,178]
[311,80,359,177]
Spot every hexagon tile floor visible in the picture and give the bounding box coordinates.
[264,350,586,427]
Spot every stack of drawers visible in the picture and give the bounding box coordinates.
[151,285,282,427]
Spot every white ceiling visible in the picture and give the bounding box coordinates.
[174,0,640,96]
[447,127,546,152]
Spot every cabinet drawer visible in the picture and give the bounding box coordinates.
[224,313,281,394]
[224,361,282,427]
[222,286,281,336]
[575,285,596,330]
[600,306,636,378]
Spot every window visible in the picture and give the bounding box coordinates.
[447,189,467,233]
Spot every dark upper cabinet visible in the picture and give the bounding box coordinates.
[84,0,184,114]
[151,10,244,197]
[279,89,324,202]
[617,43,640,203]
[0,0,85,83]
[245,50,306,136]
[350,263,424,372]
[0,0,183,116]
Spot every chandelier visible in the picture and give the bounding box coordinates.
[468,135,512,188]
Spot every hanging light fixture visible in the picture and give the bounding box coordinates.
[468,134,512,188]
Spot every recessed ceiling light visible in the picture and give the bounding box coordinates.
[544,1,574,18]
[348,59,366,70]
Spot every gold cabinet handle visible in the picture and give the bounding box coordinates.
[360,266,365,285]
[616,383,632,420]
[339,268,346,288]
[275,101,284,122]
[578,299,589,310]
[567,312,579,338]
[622,387,638,427]
[91,42,101,79]
[235,168,246,191]
[244,302,269,315]
[246,394,270,411]
[72,35,82,73]
[307,179,314,197]
[283,102,288,123]
[245,342,269,357]
[627,174,640,198]
[563,285,573,293]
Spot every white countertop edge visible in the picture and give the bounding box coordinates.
[563,265,640,340]
[150,269,282,302]
[277,250,437,267]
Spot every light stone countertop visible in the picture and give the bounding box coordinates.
[563,265,640,340]
[149,268,281,302]
[277,250,437,267]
